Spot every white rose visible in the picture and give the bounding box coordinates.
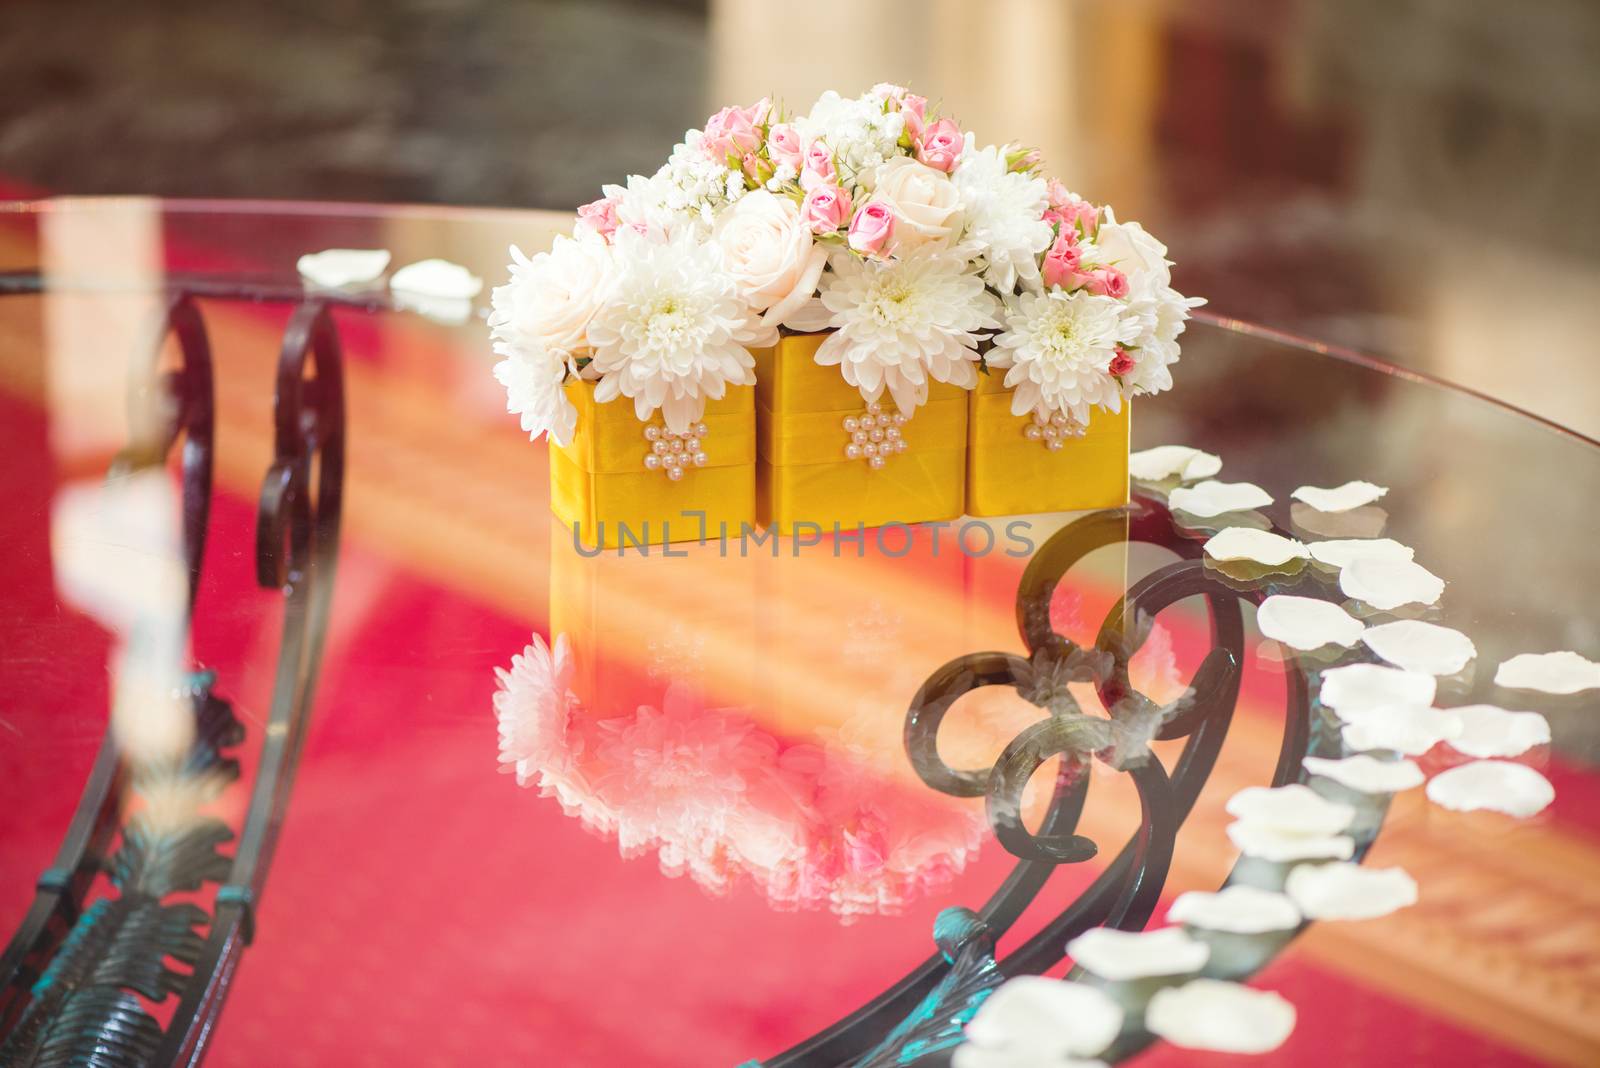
[1093,212,1171,299]
[713,190,828,331]
[870,157,963,252]
[499,234,615,357]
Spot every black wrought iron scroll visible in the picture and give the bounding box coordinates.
[759,497,1318,1068]
[0,283,347,1067]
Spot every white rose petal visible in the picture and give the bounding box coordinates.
[1302,754,1425,793]
[1339,557,1445,610]
[1168,885,1302,933]
[1446,705,1552,758]
[1257,595,1365,651]
[1145,980,1296,1054]
[1291,481,1389,512]
[1426,760,1555,818]
[1225,784,1355,835]
[1340,704,1461,756]
[1204,528,1309,567]
[391,258,484,300]
[1306,538,1415,570]
[1319,664,1437,717]
[1360,620,1477,676]
[296,247,391,288]
[1494,651,1600,695]
[954,1047,1106,1068]
[1066,926,1209,981]
[1129,445,1222,483]
[963,976,1123,1059]
[1170,480,1273,518]
[1285,862,1418,920]
[1226,821,1355,862]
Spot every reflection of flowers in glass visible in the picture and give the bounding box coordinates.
[493,634,579,789]
[493,634,984,921]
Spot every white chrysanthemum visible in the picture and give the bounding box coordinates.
[952,141,1053,292]
[1094,212,1204,397]
[585,230,760,432]
[796,90,905,188]
[487,241,604,445]
[493,633,578,789]
[811,248,1001,413]
[492,343,577,446]
[989,289,1137,423]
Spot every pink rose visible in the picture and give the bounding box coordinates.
[766,122,803,171]
[801,140,836,190]
[915,118,963,172]
[1045,179,1099,235]
[702,100,767,163]
[575,193,621,242]
[801,182,853,235]
[741,151,773,185]
[1041,229,1083,289]
[1109,348,1135,376]
[847,201,895,258]
[1084,266,1129,299]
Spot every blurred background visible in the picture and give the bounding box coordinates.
[1,0,1598,435]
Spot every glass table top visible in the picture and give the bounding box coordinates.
[0,198,1597,1067]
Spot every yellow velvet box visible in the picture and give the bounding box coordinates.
[548,378,756,549]
[754,332,967,536]
[966,372,1130,517]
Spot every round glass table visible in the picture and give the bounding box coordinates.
[0,199,1597,1068]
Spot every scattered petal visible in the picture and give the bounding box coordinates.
[1204,528,1309,567]
[390,257,484,299]
[1285,862,1418,920]
[1426,760,1555,818]
[1339,557,1445,610]
[954,1046,1106,1068]
[1226,821,1354,862]
[1306,538,1414,570]
[1360,620,1477,676]
[1169,480,1273,518]
[1225,784,1354,835]
[1302,754,1425,793]
[1494,651,1600,695]
[963,976,1123,1059]
[1067,926,1209,981]
[1340,704,1461,756]
[1319,664,1437,718]
[1291,481,1388,512]
[393,290,475,325]
[1168,885,1302,933]
[296,247,391,288]
[1446,705,1551,759]
[1145,980,1296,1054]
[1129,445,1222,483]
[1257,595,1364,651]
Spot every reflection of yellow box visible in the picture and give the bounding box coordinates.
[548,378,756,549]
[549,517,760,715]
[966,373,1130,517]
[754,332,966,536]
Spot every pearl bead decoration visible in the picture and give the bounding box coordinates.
[1028,409,1086,451]
[642,419,709,480]
[843,401,911,470]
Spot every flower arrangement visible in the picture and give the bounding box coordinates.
[490,83,1201,533]
[493,82,1198,441]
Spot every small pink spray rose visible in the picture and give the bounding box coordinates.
[801,183,853,235]
[847,201,896,257]
[916,118,963,173]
